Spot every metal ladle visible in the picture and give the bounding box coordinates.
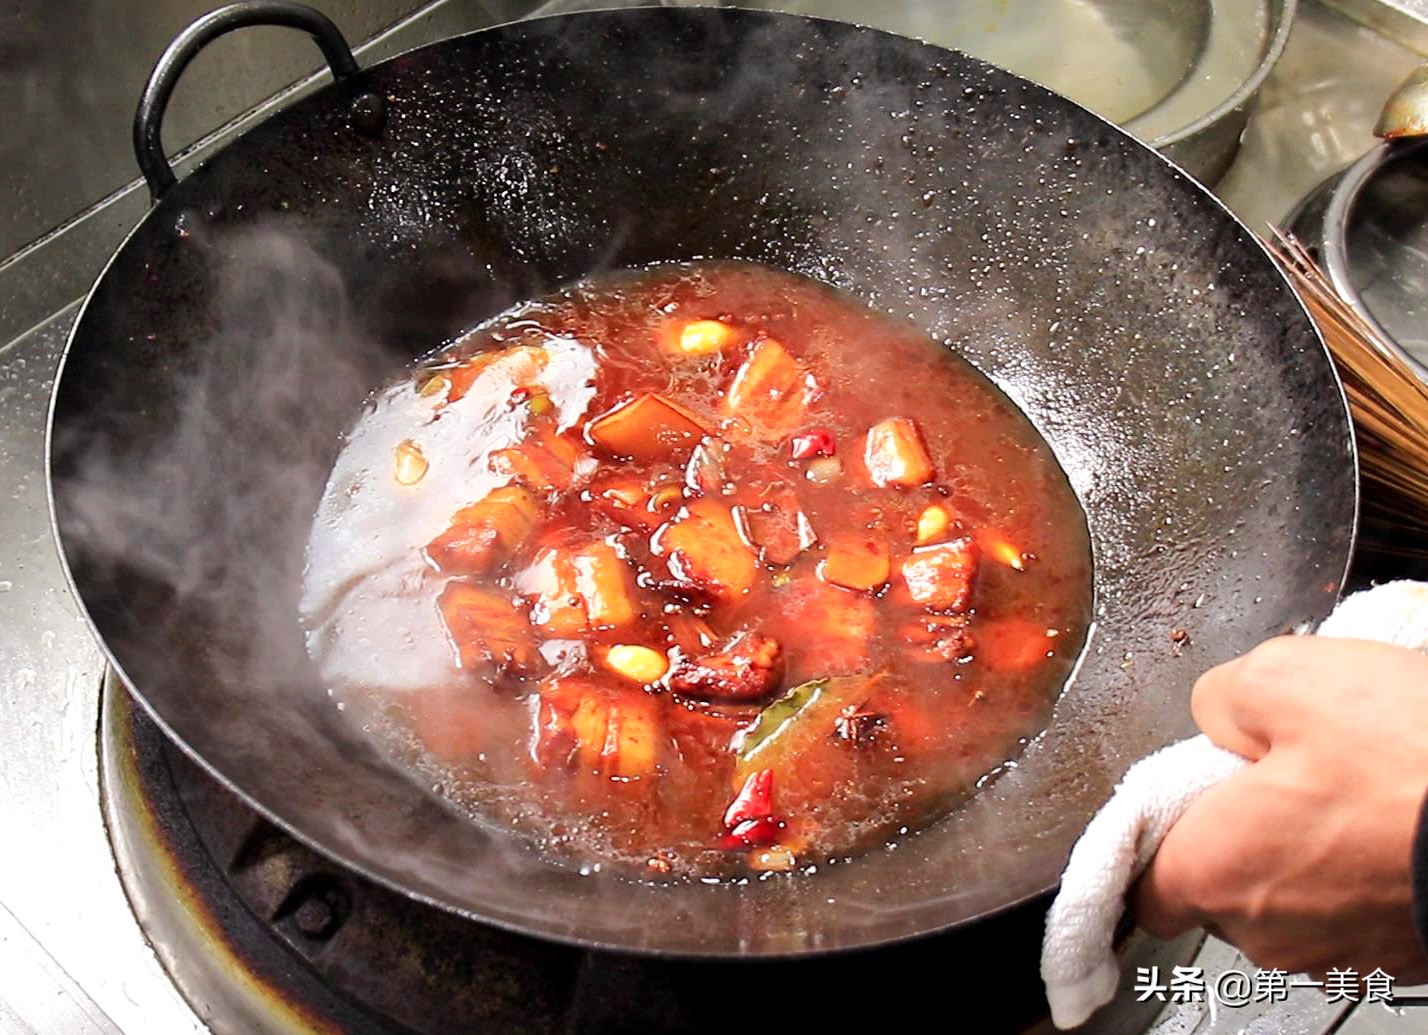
[1376,63,1428,139]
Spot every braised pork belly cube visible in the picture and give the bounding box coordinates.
[651,498,759,602]
[724,339,816,438]
[534,676,664,778]
[900,536,979,612]
[489,427,585,493]
[588,477,664,532]
[863,417,934,487]
[517,541,638,635]
[900,613,976,663]
[741,489,816,566]
[668,631,783,702]
[442,344,549,404]
[425,486,541,574]
[437,582,541,677]
[586,393,709,461]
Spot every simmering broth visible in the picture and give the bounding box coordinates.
[302,261,1092,878]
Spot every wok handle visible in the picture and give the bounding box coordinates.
[133,1,360,201]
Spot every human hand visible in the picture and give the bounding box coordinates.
[1132,635,1428,981]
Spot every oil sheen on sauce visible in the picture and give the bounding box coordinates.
[301,261,1092,879]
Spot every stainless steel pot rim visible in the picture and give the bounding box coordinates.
[1320,135,1428,382]
[1132,0,1297,149]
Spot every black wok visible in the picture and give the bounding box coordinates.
[49,2,1356,956]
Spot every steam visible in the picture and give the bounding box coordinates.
[57,223,395,693]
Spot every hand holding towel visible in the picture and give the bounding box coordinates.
[1041,580,1428,1029]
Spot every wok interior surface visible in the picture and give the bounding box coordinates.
[50,9,1355,955]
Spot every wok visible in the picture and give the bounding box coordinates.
[49,2,1356,956]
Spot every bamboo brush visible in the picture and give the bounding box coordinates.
[1265,229,1428,556]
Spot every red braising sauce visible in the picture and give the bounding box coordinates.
[303,261,1092,878]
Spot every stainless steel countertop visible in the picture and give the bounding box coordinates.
[1,1,1426,1032]
[0,301,180,1033]
[0,0,448,262]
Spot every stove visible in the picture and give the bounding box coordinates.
[105,669,1198,1034]
[3,1,1427,1032]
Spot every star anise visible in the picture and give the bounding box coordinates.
[834,703,886,747]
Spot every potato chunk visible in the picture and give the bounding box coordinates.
[863,417,934,487]
[517,541,637,634]
[900,536,979,612]
[651,498,759,601]
[724,340,815,437]
[742,490,816,566]
[437,582,541,676]
[425,486,541,574]
[587,393,708,461]
[535,677,664,778]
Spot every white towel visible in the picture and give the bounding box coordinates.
[1041,579,1428,1029]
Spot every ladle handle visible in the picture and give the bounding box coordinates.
[133,1,361,201]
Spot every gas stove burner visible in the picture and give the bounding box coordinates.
[99,671,1193,1034]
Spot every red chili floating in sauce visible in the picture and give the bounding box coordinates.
[789,428,836,460]
[718,816,784,850]
[723,769,775,828]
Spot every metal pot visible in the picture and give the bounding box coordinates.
[1287,136,1428,380]
[718,0,1297,185]
[1134,0,1297,183]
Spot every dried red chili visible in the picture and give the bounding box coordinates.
[718,816,784,850]
[789,428,836,460]
[722,769,775,828]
